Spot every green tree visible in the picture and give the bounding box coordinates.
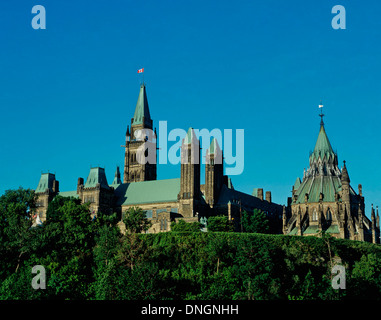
[170,219,201,232]
[241,209,269,233]
[123,207,151,234]
[44,197,95,299]
[207,215,233,232]
[93,212,120,272]
[0,188,37,277]
[349,253,381,298]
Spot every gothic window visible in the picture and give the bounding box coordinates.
[326,208,332,221]
[312,208,317,221]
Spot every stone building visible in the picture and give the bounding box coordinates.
[34,83,283,233]
[283,113,380,243]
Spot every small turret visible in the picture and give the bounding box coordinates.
[282,205,287,233]
[371,204,376,243]
[340,161,351,206]
[341,160,350,184]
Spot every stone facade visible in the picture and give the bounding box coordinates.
[33,83,288,233]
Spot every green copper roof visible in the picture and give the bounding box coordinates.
[293,175,342,204]
[114,178,180,206]
[217,184,282,214]
[288,224,340,235]
[132,84,151,126]
[35,173,56,193]
[84,167,110,189]
[111,166,122,186]
[184,127,198,145]
[311,125,335,161]
[303,225,319,235]
[293,177,301,190]
[57,191,79,199]
[326,225,340,234]
[208,138,220,155]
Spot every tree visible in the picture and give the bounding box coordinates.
[207,216,234,232]
[170,219,201,232]
[0,188,37,276]
[46,194,81,222]
[123,207,151,234]
[241,209,269,233]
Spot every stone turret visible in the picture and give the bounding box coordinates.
[178,127,201,217]
[205,138,224,208]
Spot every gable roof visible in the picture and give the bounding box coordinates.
[217,184,283,214]
[114,178,180,206]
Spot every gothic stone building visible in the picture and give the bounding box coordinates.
[282,115,380,244]
[34,84,283,233]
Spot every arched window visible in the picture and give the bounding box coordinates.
[326,208,332,221]
[312,208,317,221]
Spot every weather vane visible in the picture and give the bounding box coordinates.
[318,100,324,125]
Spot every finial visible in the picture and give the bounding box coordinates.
[318,100,325,126]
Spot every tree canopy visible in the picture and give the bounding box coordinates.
[0,188,380,300]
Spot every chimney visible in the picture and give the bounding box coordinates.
[265,191,272,203]
[258,188,263,201]
[77,177,84,194]
[358,184,362,197]
[52,180,59,193]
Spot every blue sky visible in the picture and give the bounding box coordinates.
[1,0,381,219]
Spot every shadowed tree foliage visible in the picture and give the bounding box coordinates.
[241,209,270,234]
[170,219,202,232]
[207,215,234,232]
[122,206,151,234]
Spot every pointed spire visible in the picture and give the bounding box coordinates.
[112,166,122,186]
[183,127,198,145]
[132,84,152,127]
[206,138,223,165]
[312,123,335,161]
[341,160,350,183]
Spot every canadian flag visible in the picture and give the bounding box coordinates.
[137,68,144,73]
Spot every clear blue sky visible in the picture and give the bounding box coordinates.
[1,0,381,219]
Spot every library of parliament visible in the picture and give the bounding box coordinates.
[33,83,380,243]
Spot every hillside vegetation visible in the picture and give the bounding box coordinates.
[1,188,380,300]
